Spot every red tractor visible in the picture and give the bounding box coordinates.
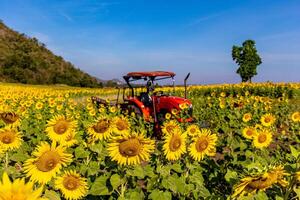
[92,71,193,133]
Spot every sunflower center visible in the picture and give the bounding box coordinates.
[190,128,196,133]
[54,120,69,135]
[93,119,110,133]
[264,117,271,123]
[0,112,19,124]
[0,131,15,144]
[116,120,128,131]
[119,138,141,157]
[166,125,176,133]
[258,134,267,143]
[246,130,253,136]
[63,176,79,191]
[35,151,60,172]
[169,134,182,152]
[196,138,209,152]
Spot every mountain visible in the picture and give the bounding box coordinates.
[0,20,102,87]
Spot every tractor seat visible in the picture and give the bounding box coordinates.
[139,92,152,107]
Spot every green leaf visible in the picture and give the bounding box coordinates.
[157,165,170,177]
[225,169,238,184]
[88,161,99,176]
[74,146,90,159]
[110,174,122,190]
[189,172,204,186]
[126,191,144,200]
[290,145,300,159]
[89,176,110,195]
[43,190,61,200]
[149,190,172,200]
[127,166,145,179]
[294,187,300,199]
[89,143,103,154]
[170,163,183,173]
[254,191,268,200]
[10,151,30,162]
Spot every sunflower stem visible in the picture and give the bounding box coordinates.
[5,152,8,169]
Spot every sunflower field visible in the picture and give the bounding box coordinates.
[0,82,300,200]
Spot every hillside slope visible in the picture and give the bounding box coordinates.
[0,20,101,87]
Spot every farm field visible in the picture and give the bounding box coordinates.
[0,82,300,200]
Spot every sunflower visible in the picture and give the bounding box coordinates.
[260,113,276,127]
[232,166,288,198]
[242,127,257,139]
[161,120,180,135]
[291,111,300,122]
[46,115,77,143]
[112,116,130,136]
[242,113,252,122]
[35,102,43,110]
[165,113,171,120]
[0,111,20,127]
[189,129,217,161]
[23,142,72,184]
[0,127,22,151]
[55,170,88,200]
[185,124,200,137]
[163,129,187,161]
[60,132,78,147]
[296,171,300,182]
[87,117,113,141]
[253,129,272,149]
[0,172,46,200]
[107,133,155,165]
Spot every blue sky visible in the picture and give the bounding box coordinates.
[1,0,299,84]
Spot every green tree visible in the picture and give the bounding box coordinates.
[232,40,262,82]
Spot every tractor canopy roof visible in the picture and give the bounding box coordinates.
[124,71,175,81]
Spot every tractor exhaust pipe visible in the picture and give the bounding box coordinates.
[184,72,190,99]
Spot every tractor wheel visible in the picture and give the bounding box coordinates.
[126,104,142,118]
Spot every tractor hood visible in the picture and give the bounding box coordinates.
[156,95,192,111]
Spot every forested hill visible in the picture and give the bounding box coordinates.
[0,20,101,87]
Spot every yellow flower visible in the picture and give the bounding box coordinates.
[46,115,77,143]
[161,120,180,135]
[291,111,300,122]
[260,113,276,127]
[242,113,252,122]
[188,129,217,161]
[35,102,43,110]
[23,142,72,184]
[107,133,155,165]
[163,129,187,161]
[60,132,78,147]
[89,109,96,116]
[253,129,272,149]
[0,172,46,200]
[0,127,22,151]
[185,124,200,137]
[296,171,300,182]
[112,116,130,136]
[109,106,117,113]
[232,166,288,198]
[242,127,257,139]
[55,170,88,200]
[87,117,113,141]
[165,113,171,120]
[0,111,20,127]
